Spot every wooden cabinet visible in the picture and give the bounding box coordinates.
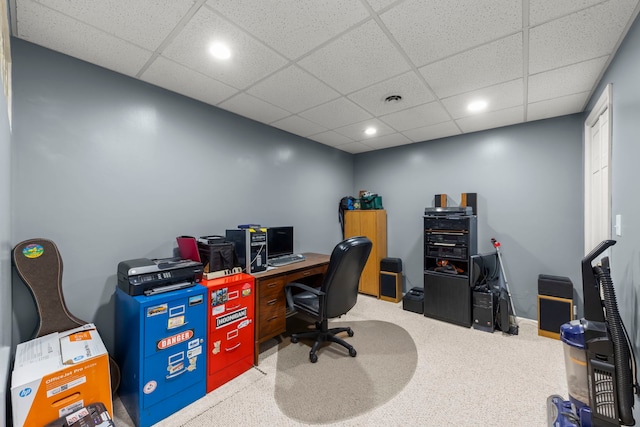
[344,210,387,297]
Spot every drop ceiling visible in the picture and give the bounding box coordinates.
[9,0,640,153]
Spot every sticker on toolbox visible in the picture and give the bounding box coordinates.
[212,305,225,315]
[167,315,185,329]
[187,345,202,359]
[242,283,252,297]
[187,356,197,372]
[211,288,229,306]
[157,329,194,350]
[188,294,203,306]
[143,380,157,394]
[216,308,247,329]
[212,341,221,355]
[147,304,167,317]
[238,319,251,329]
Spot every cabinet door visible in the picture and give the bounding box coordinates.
[423,272,471,327]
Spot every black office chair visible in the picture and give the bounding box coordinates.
[285,236,372,363]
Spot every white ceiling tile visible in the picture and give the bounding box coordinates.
[362,132,413,150]
[335,142,375,154]
[528,56,608,103]
[380,102,450,131]
[205,0,369,60]
[33,0,196,51]
[402,121,461,143]
[308,131,354,147]
[364,0,399,12]
[299,98,372,129]
[16,1,153,76]
[161,6,288,89]
[218,93,291,125]
[335,119,396,141]
[529,0,638,74]
[527,92,590,122]
[420,33,523,98]
[298,20,411,94]
[381,0,521,66]
[456,106,524,133]
[529,0,607,26]
[348,71,435,116]
[441,80,523,120]
[270,115,327,137]
[247,65,340,113]
[141,56,238,106]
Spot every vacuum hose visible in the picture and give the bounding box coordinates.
[595,265,635,425]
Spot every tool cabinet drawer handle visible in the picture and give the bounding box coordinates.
[267,282,278,288]
[266,299,278,306]
[225,342,241,352]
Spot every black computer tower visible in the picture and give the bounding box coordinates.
[225,228,268,273]
[472,290,497,333]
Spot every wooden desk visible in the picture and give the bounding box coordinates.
[251,252,330,365]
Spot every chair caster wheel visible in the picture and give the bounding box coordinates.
[291,335,299,343]
[349,348,357,357]
[310,353,318,363]
[347,328,354,337]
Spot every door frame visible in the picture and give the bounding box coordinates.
[584,83,612,254]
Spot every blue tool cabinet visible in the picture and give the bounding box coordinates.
[115,285,207,427]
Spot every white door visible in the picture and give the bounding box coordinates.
[584,84,612,255]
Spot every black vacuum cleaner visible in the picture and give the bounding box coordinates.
[547,240,639,426]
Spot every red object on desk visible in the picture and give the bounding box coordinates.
[202,273,255,393]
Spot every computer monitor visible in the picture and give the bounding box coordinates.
[267,226,294,259]
[470,252,500,292]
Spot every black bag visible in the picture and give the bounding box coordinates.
[198,235,239,273]
[338,196,355,238]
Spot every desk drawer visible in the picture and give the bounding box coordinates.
[286,265,327,283]
[258,297,285,338]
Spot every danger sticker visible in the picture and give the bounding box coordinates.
[157,329,194,350]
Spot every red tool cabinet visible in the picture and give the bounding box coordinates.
[202,273,255,393]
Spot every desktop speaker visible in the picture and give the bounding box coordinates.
[537,274,574,340]
[435,194,447,207]
[380,258,403,303]
[460,192,477,215]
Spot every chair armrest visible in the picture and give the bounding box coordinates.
[284,282,325,309]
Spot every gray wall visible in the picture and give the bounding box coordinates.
[10,39,353,352]
[1,25,12,427]
[585,12,640,419]
[354,117,584,320]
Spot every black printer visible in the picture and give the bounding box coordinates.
[117,257,203,296]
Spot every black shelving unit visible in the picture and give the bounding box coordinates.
[423,214,477,327]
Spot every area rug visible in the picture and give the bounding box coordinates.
[274,318,418,424]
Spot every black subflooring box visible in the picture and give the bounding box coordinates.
[403,287,424,314]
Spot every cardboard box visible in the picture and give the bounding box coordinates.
[11,324,112,427]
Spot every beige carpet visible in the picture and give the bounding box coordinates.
[112,294,568,426]
[274,318,418,423]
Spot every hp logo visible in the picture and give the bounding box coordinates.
[19,388,32,397]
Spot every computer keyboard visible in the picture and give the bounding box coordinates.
[268,253,306,267]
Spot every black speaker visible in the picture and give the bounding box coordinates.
[381,257,402,273]
[472,291,496,332]
[537,274,574,339]
[460,192,477,215]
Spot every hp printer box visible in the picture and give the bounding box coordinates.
[11,324,112,427]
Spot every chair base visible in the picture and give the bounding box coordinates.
[290,319,356,363]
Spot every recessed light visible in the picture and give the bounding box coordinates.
[364,127,377,136]
[467,100,488,112]
[209,42,231,60]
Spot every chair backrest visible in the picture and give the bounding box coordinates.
[321,236,373,319]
